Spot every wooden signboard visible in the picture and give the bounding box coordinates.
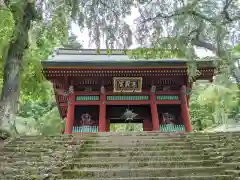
[113,77,142,93]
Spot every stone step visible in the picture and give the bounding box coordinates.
[4,144,81,149]
[0,156,59,162]
[203,148,240,153]
[0,166,61,175]
[220,162,240,170]
[7,141,236,151]
[225,169,240,176]
[190,136,240,141]
[209,151,240,157]
[192,143,239,148]
[189,131,240,134]
[62,166,225,178]
[11,139,187,144]
[221,156,240,162]
[193,134,240,138]
[93,139,238,145]
[2,146,83,153]
[2,147,59,152]
[74,154,210,162]
[13,135,75,140]
[12,135,92,140]
[0,151,65,157]
[3,160,66,167]
[83,146,238,152]
[9,132,240,141]
[64,160,216,169]
[78,150,240,158]
[78,150,203,157]
[83,145,194,151]
[97,136,240,142]
[0,174,59,180]
[191,139,240,144]
[9,138,238,146]
[1,159,67,165]
[92,141,193,146]
[97,133,240,140]
[9,140,82,145]
[96,134,184,138]
[193,143,240,149]
[96,136,240,141]
[86,142,232,150]
[97,131,240,137]
[2,143,238,152]
[188,132,240,136]
[60,175,234,180]
[3,160,215,169]
[0,154,210,164]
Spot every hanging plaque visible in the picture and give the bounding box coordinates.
[113,77,142,93]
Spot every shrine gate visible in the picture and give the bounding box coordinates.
[41,48,215,134]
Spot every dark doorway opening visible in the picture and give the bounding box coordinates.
[107,105,149,132]
[106,105,151,120]
[157,104,182,125]
[74,105,99,126]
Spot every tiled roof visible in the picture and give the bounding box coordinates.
[41,48,214,67]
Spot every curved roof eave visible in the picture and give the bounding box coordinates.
[41,48,215,68]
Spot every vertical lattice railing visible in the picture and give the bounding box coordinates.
[160,124,185,132]
[72,126,99,133]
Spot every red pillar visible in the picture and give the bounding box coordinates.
[143,119,153,131]
[65,87,75,134]
[180,85,193,132]
[99,90,106,132]
[150,92,160,131]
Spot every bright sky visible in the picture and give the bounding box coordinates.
[71,7,215,58]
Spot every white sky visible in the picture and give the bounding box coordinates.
[72,7,215,58]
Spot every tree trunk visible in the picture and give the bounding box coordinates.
[0,2,35,133]
[0,52,21,133]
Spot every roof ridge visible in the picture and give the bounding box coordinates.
[56,48,127,55]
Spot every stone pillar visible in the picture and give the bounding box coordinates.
[65,85,75,134]
[99,86,106,132]
[150,86,160,131]
[180,85,193,132]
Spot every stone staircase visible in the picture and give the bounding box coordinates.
[0,132,240,180]
[188,132,240,178]
[0,135,89,180]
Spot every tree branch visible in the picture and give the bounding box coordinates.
[222,0,233,21]
[143,10,217,25]
[190,38,217,53]
[188,20,204,40]
[98,0,119,21]
[145,0,154,6]
[143,0,240,26]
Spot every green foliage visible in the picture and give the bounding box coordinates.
[36,107,64,135]
[15,102,63,135]
[0,8,14,58]
[190,75,239,130]
[110,123,143,132]
[127,48,186,59]
[0,8,14,88]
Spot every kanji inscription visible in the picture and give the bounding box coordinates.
[113,77,142,92]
